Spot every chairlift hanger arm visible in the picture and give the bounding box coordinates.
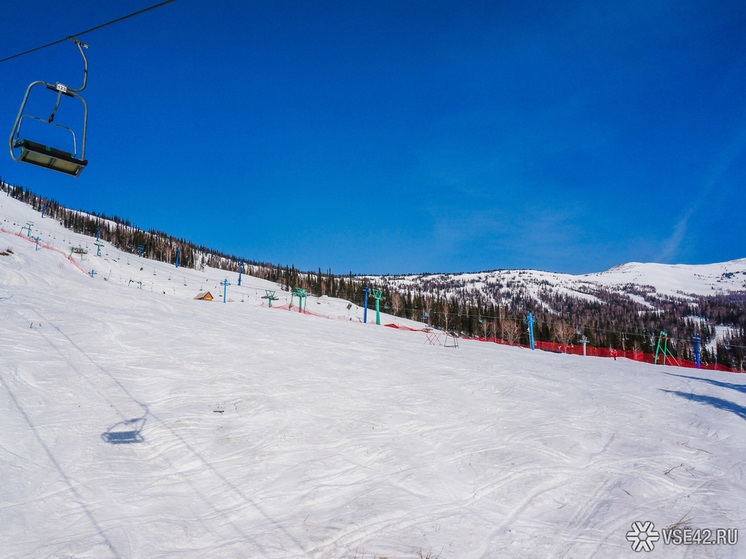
[65,38,88,93]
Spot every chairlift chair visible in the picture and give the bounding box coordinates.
[8,38,89,177]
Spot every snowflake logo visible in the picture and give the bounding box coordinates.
[626,521,660,552]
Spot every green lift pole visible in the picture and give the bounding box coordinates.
[371,288,383,325]
[654,331,679,366]
[262,290,278,307]
[292,288,307,311]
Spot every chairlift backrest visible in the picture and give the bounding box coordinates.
[8,38,89,177]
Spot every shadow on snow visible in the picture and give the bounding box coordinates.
[660,389,746,422]
[663,371,746,396]
[101,411,147,444]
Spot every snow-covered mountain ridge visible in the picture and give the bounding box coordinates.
[364,258,746,309]
[586,259,746,296]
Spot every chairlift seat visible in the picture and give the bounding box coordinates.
[13,139,87,177]
[9,39,89,177]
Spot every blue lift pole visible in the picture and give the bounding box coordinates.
[363,287,369,324]
[692,334,701,369]
[525,312,536,350]
[41,202,47,218]
[175,249,180,268]
[221,279,230,303]
[96,227,101,242]
[238,261,243,286]
[138,245,143,257]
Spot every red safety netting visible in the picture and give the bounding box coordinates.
[266,302,367,322]
[384,324,744,374]
[269,303,336,320]
[1,227,90,276]
[384,324,421,332]
[479,337,743,373]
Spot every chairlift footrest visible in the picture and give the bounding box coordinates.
[14,139,87,176]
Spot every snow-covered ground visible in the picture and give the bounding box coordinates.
[2,195,746,558]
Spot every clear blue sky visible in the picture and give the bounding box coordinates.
[1,0,744,275]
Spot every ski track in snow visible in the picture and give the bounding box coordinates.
[1,195,746,558]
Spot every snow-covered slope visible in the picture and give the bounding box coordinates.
[2,195,746,558]
[0,195,420,328]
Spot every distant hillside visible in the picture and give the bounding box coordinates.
[2,179,743,370]
[360,263,745,370]
[367,260,746,305]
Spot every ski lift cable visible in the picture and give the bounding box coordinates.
[0,0,180,64]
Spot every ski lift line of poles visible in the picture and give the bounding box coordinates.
[4,224,743,347]
[10,226,744,353]
[61,245,746,351]
[2,228,283,301]
[3,204,740,349]
[2,204,731,321]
